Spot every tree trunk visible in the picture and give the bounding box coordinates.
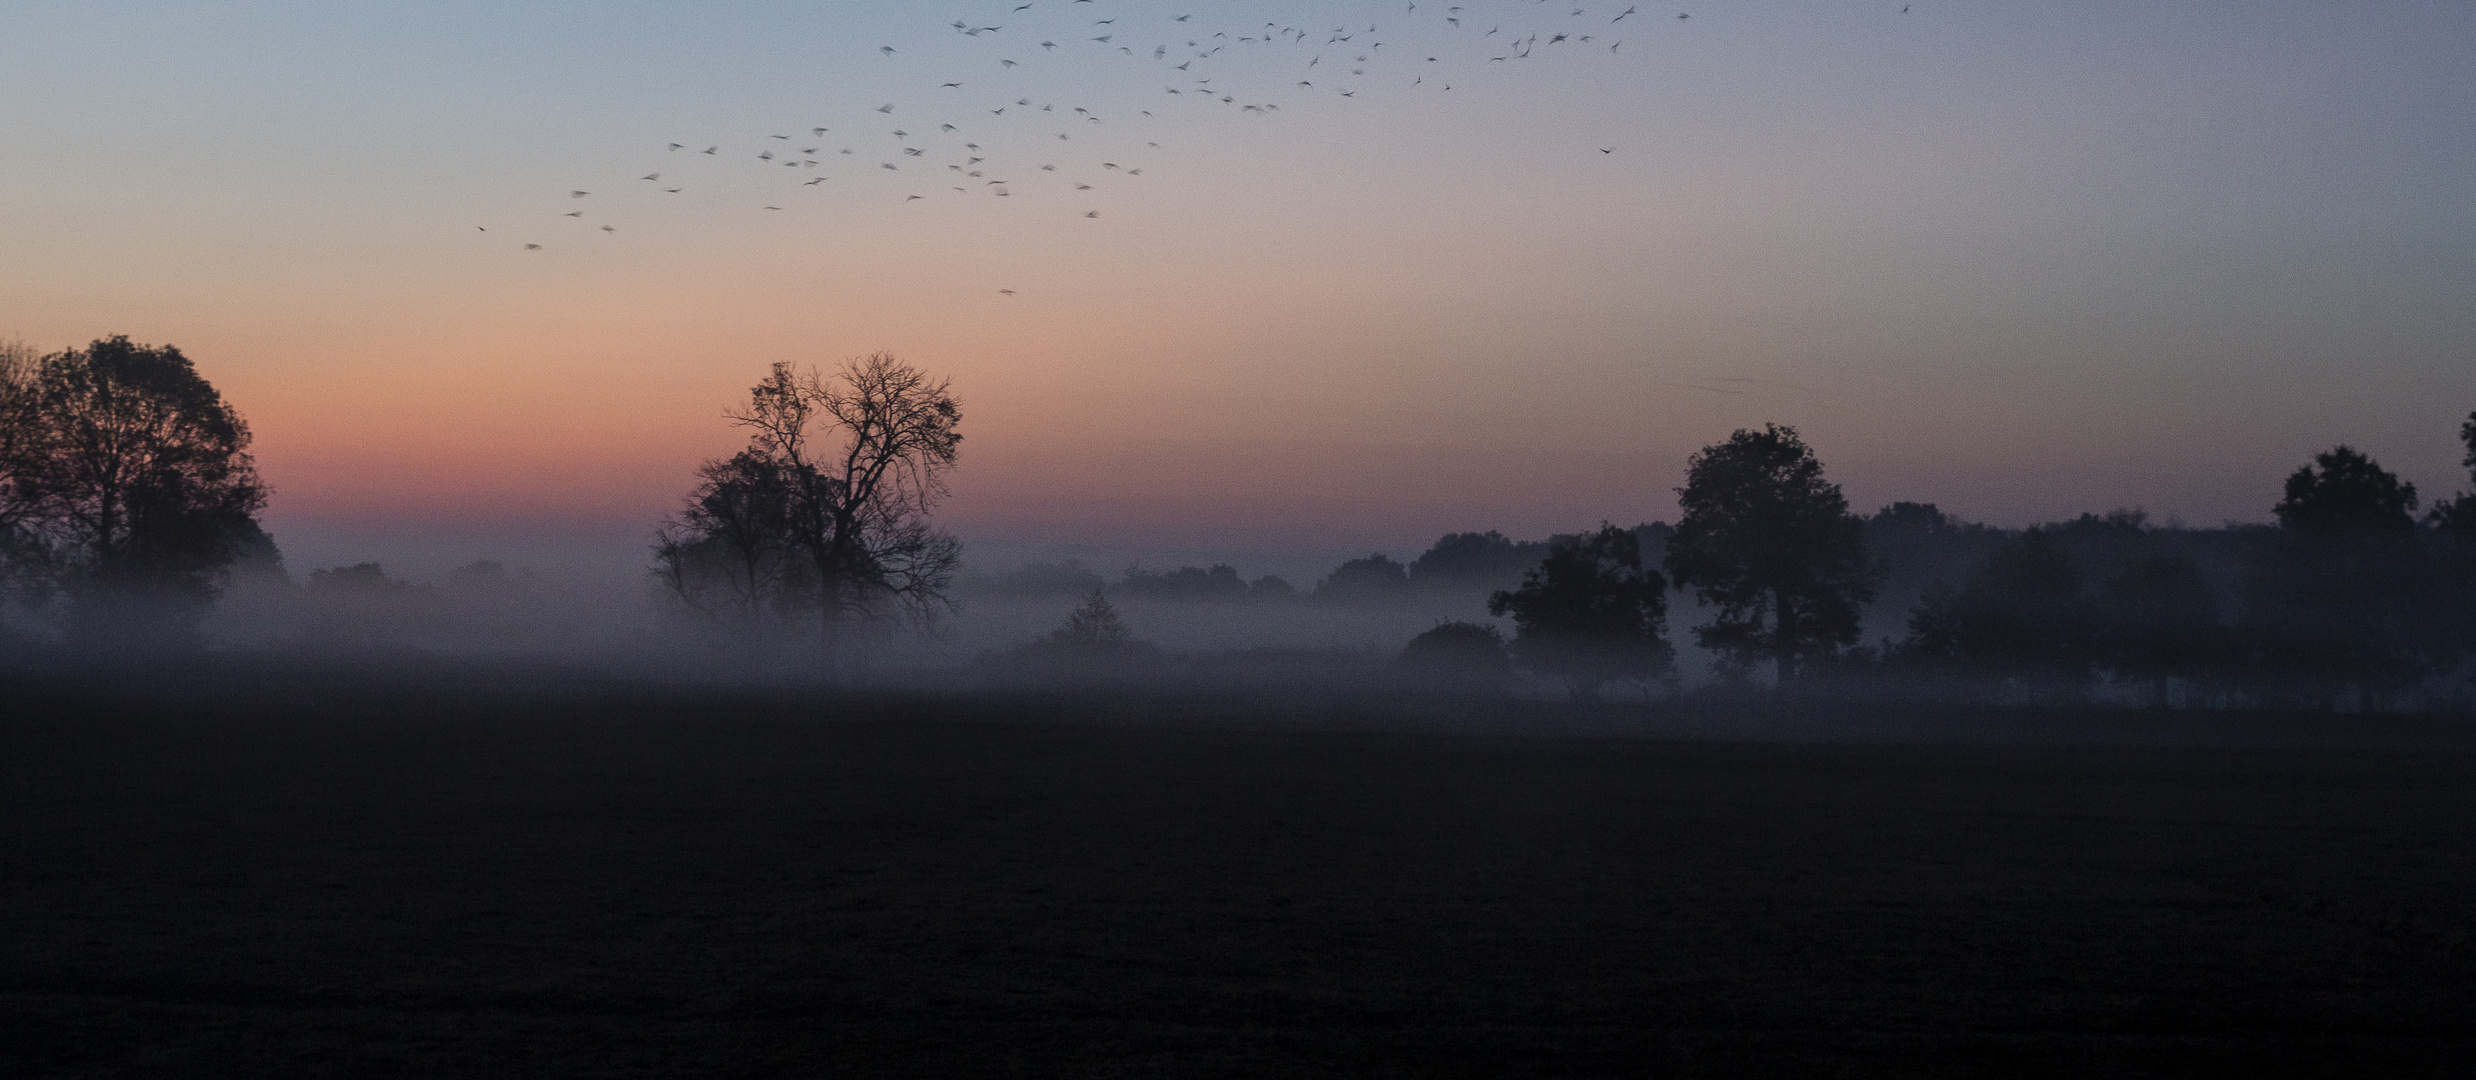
[1774,591,1797,688]
[818,599,843,686]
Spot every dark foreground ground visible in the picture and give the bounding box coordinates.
[6,673,2476,1077]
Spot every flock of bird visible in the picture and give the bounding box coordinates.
[490,2,1917,271]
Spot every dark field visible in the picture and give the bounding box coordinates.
[7,676,2476,1077]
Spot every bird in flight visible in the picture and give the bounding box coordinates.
[641,173,659,181]
[565,210,584,217]
[571,190,590,198]
[999,288,1015,295]
[1084,210,1099,217]
[523,243,541,250]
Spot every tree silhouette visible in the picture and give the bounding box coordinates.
[1899,529,2099,699]
[1315,553,1410,603]
[2243,445,2426,709]
[2097,553,2224,707]
[0,340,48,610]
[4,337,267,645]
[1407,531,1547,592]
[1053,587,1133,646]
[1396,620,1516,692]
[1488,525,1671,700]
[1664,424,1874,686]
[2428,411,2476,540]
[663,353,961,677]
[2427,413,2476,678]
[654,450,804,629]
[2272,445,2418,535]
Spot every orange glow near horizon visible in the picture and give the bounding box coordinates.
[6,4,2474,570]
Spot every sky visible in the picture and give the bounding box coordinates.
[5,1,2474,580]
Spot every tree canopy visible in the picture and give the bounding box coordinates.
[1488,524,1671,700]
[1664,424,1873,686]
[0,337,268,644]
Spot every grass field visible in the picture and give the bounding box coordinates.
[6,672,2476,1077]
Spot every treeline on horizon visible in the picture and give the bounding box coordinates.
[7,336,2476,712]
[970,433,2476,713]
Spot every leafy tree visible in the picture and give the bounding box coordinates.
[6,337,268,644]
[1396,620,1516,692]
[2242,446,2426,709]
[304,562,445,648]
[1315,552,1410,603]
[0,339,49,611]
[655,450,804,629]
[1247,574,1297,600]
[1121,563,1252,602]
[2273,446,2418,534]
[2426,413,2476,676]
[1407,531,1547,592]
[660,354,962,677]
[2097,553,2224,706]
[1664,424,1874,686]
[1488,525,1671,700]
[1898,530,2098,697]
[1053,587,1133,647]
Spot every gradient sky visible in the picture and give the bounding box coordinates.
[6,1,2474,578]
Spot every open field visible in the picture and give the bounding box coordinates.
[6,673,2476,1077]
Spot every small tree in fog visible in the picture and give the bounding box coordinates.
[660,354,962,678]
[2242,445,2426,708]
[1314,553,1411,603]
[1396,620,1516,693]
[1488,525,1671,700]
[1665,425,1873,687]
[1053,587,1133,646]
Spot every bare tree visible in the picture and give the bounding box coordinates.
[664,353,962,677]
[0,338,51,610]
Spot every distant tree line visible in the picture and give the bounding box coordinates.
[972,418,2476,710]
